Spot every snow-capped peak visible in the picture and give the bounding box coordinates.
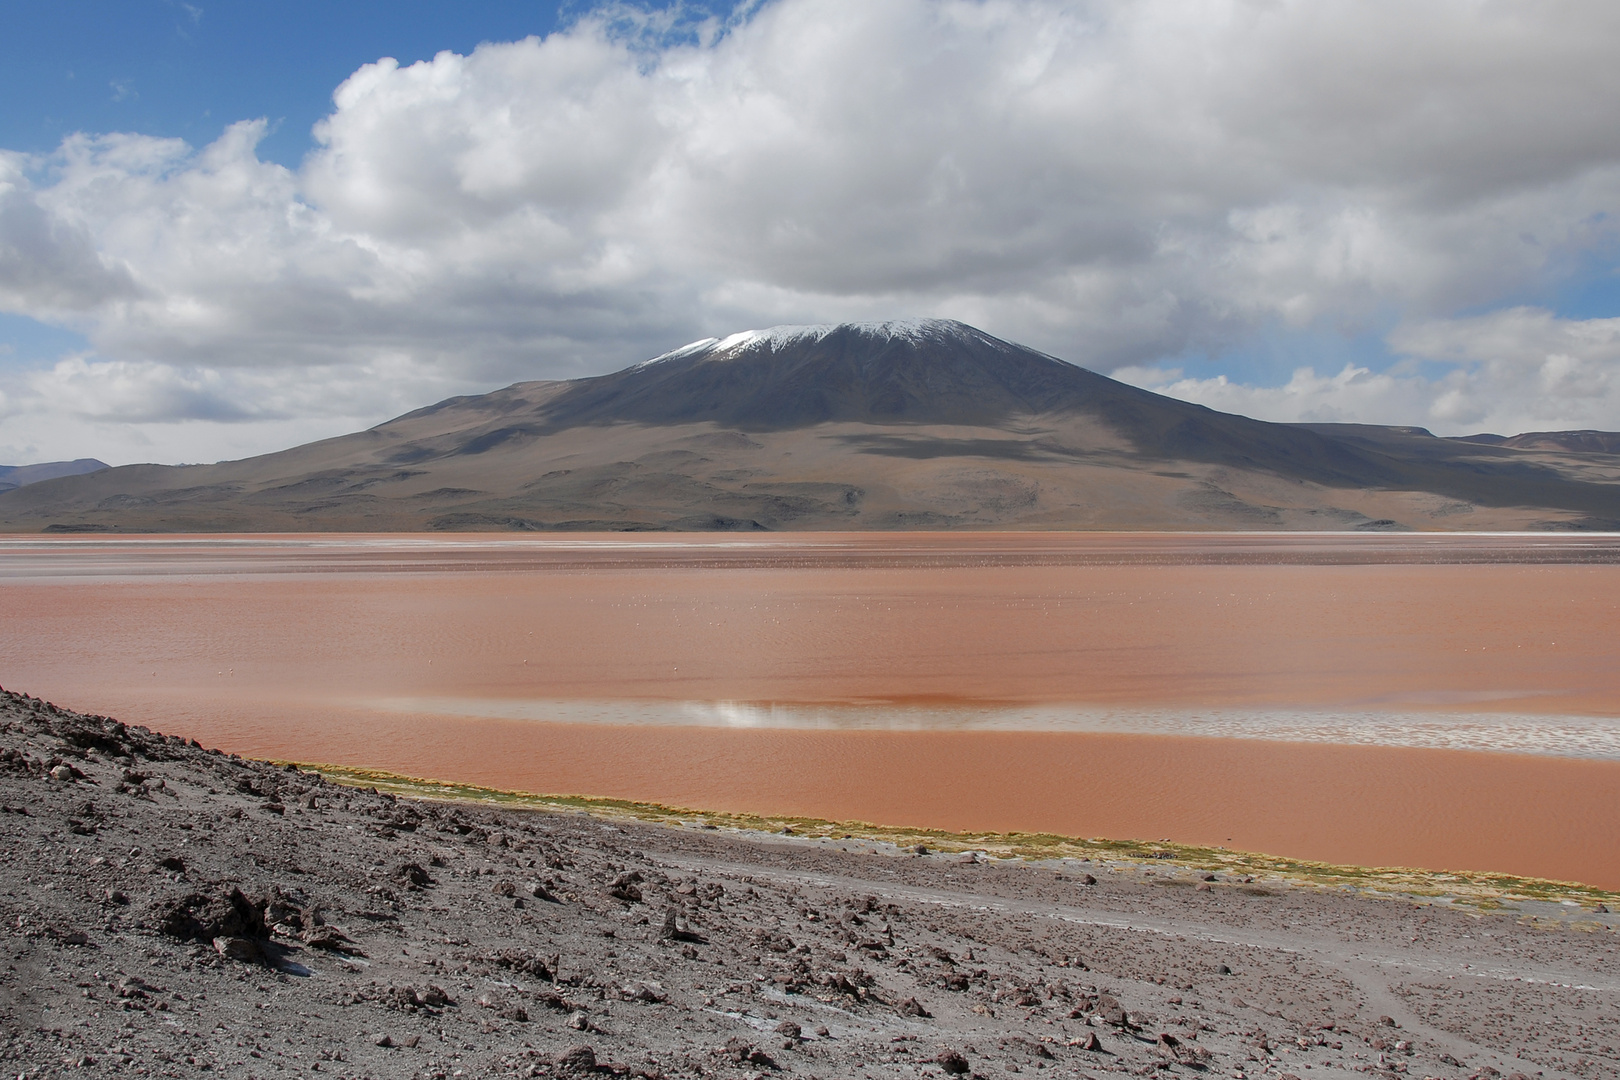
[639,319,974,366]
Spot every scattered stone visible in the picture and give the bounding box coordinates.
[213,935,262,962]
[303,924,364,955]
[1095,992,1128,1026]
[660,906,707,944]
[491,948,555,979]
[395,861,435,888]
[556,1045,596,1071]
[155,887,267,943]
[608,870,644,903]
[936,1049,970,1074]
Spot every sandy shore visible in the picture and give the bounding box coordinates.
[4,688,1618,1080]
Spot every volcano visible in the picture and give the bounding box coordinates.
[5,319,1620,532]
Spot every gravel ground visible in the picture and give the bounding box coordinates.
[2,686,1617,1080]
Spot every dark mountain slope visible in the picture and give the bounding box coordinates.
[419,320,1399,490]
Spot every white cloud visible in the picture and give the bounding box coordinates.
[4,0,1620,463]
[1118,309,1620,436]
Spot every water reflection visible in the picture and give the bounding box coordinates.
[365,696,1620,758]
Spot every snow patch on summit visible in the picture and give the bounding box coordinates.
[639,319,977,366]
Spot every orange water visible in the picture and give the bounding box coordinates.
[3,533,1618,886]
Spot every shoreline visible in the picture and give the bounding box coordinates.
[302,759,1620,913]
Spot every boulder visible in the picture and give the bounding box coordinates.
[155,887,268,944]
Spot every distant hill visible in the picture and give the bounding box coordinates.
[2,321,1618,532]
[0,458,108,495]
[1455,430,1620,455]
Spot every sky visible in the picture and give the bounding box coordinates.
[2,0,1620,466]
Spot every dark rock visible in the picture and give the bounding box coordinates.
[382,985,454,1011]
[556,1044,596,1071]
[897,996,932,1017]
[155,887,267,943]
[395,862,435,888]
[659,906,707,943]
[774,1020,801,1040]
[1095,992,1127,1026]
[213,936,262,962]
[936,1050,970,1074]
[608,871,644,903]
[302,925,364,956]
[491,949,554,980]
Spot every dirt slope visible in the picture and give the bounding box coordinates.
[4,687,1615,1078]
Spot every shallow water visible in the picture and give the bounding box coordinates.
[3,532,1618,885]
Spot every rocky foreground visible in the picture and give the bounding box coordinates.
[2,688,1617,1080]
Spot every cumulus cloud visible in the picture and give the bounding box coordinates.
[1118,309,1620,436]
[0,155,139,316]
[4,0,1620,462]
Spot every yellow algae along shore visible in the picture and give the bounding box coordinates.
[2,531,1618,887]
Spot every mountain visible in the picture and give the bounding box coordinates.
[3,320,1619,532]
[1455,430,1620,455]
[0,458,108,495]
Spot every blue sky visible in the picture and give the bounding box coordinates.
[1,2,575,167]
[2,1,1619,464]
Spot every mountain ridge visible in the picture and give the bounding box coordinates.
[3,321,1619,533]
[0,458,109,495]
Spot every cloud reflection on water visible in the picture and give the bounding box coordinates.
[364,697,1620,760]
